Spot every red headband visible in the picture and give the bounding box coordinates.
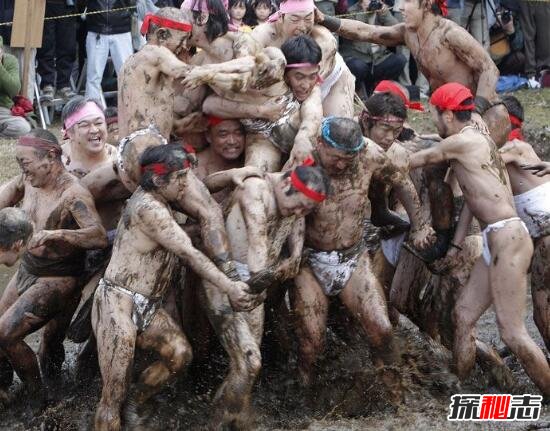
[140,145,195,175]
[361,112,405,124]
[106,116,118,126]
[435,0,448,16]
[508,128,524,141]
[509,114,523,128]
[430,83,474,111]
[374,80,425,112]
[17,136,62,155]
[207,116,224,127]
[140,13,193,36]
[290,159,326,203]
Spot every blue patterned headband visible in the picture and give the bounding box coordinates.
[321,116,365,153]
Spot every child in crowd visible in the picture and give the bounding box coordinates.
[244,0,275,26]
[229,0,252,32]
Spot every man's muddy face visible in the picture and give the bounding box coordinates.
[163,28,191,56]
[279,179,319,217]
[189,13,209,46]
[255,3,272,21]
[285,66,319,102]
[430,105,449,138]
[281,12,314,38]
[15,145,55,188]
[367,116,404,151]
[106,122,119,147]
[69,114,108,155]
[208,120,245,160]
[316,141,358,176]
[400,0,424,30]
[0,242,24,267]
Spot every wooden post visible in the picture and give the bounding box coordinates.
[11,0,46,98]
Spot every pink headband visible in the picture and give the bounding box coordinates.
[285,62,317,69]
[63,102,105,131]
[268,0,314,22]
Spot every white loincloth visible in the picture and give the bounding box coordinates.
[481,217,528,265]
[320,53,345,100]
[513,182,550,239]
[381,231,407,267]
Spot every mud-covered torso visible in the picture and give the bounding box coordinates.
[104,189,177,297]
[21,174,85,259]
[225,192,297,265]
[118,47,175,139]
[306,152,373,251]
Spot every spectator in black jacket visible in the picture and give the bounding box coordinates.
[37,0,78,103]
[80,0,135,103]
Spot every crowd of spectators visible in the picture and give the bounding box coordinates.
[0,0,548,138]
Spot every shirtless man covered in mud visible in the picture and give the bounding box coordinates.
[92,144,258,431]
[251,0,356,117]
[498,95,550,353]
[0,130,107,407]
[315,0,511,146]
[408,83,550,396]
[292,117,434,396]
[197,162,329,428]
[0,208,33,267]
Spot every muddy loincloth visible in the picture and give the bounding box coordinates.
[16,251,85,295]
[305,241,365,296]
[481,217,528,265]
[513,182,550,239]
[381,232,407,267]
[240,92,300,153]
[97,278,162,333]
[117,125,168,173]
[320,53,345,100]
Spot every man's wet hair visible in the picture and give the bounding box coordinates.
[139,143,191,191]
[0,208,33,250]
[283,165,331,197]
[24,129,63,161]
[146,7,188,38]
[104,106,118,121]
[502,95,524,124]
[418,0,445,16]
[435,98,473,122]
[61,95,104,128]
[321,117,364,153]
[363,92,407,132]
[281,35,322,67]
[190,0,229,42]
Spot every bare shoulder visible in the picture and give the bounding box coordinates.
[64,175,96,203]
[311,25,337,45]
[251,22,279,47]
[387,142,411,169]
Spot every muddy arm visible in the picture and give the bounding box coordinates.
[315,8,406,46]
[202,94,274,120]
[204,166,264,193]
[275,218,305,280]
[445,27,499,100]
[451,200,474,246]
[498,140,526,165]
[177,170,233,264]
[0,175,24,209]
[145,45,190,79]
[290,86,323,163]
[80,163,131,202]
[240,179,270,274]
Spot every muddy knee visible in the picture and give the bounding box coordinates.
[167,337,193,374]
[95,404,122,431]
[240,345,262,378]
[499,325,527,351]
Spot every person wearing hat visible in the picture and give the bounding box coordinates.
[408,82,550,397]
[0,36,31,138]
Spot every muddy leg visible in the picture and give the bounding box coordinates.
[489,230,550,394]
[339,249,403,401]
[92,285,136,431]
[452,257,491,381]
[134,309,192,404]
[245,133,282,172]
[39,290,81,381]
[531,236,550,352]
[290,266,329,386]
[0,274,19,391]
[322,67,355,118]
[202,280,264,429]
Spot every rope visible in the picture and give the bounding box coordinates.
[0,5,137,27]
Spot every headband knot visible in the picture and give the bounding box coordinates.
[375,80,425,112]
[430,83,475,112]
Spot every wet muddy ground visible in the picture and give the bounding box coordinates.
[0,89,549,430]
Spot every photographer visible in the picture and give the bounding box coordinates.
[519,0,550,87]
[489,2,526,77]
[340,0,406,99]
